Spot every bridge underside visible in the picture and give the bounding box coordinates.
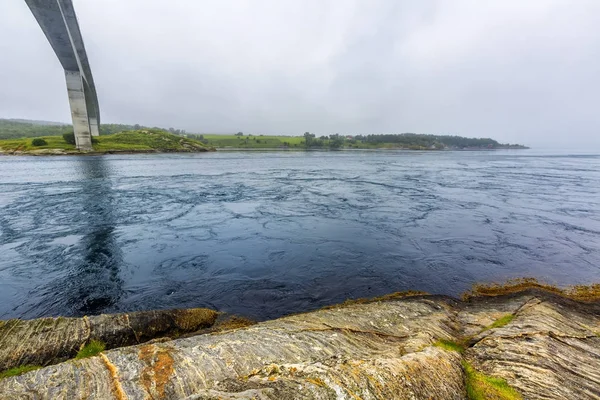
[25,0,100,151]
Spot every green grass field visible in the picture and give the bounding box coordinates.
[0,135,77,152]
[0,133,417,152]
[201,134,306,149]
[0,132,433,153]
[0,130,212,153]
[0,131,525,153]
[199,134,399,149]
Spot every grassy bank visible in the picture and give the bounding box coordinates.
[0,121,529,152]
[198,134,421,149]
[193,133,528,150]
[0,129,214,154]
[200,134,306,149]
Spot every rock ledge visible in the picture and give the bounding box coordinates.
[0,289,599,399]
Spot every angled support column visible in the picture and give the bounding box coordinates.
[25,0,100,150]
[82,78,100,137]
[89,117,100,137]
[65,70,93,151]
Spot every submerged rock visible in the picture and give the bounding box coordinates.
[0,289,598,399]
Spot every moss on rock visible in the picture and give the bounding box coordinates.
[75,340,105,359]
[463,361,523,400]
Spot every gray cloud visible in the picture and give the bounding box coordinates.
[1,0,599,148]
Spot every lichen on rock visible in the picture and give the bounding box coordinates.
[0,308,217,374]
[0,286,599,399]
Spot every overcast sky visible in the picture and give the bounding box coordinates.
[1,0,599,148]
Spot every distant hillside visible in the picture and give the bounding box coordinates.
[0,119,72,139]
[0,119,191,140]
[0,119,136,139]
[0,119,528,150]
[353,133,528,150]
[196,133,528,150]
[5,118,67,126]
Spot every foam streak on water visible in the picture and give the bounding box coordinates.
[0,150,599,320]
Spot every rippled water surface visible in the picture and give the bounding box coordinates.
[1,150,599,320]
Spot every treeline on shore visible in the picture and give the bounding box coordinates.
[293,132,526,150]
[190,132,527,150]
[354,133,526,149]
[0,119,528,150]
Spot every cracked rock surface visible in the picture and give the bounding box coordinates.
[1,289,599,399]
[464,294,600,399]
[0,308,217,372]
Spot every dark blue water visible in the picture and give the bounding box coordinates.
[1,150,599,320]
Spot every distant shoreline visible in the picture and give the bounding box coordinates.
[0,148,213,156]
[2,145,537,155]
[0,146,531,156]
[0,128,529,155]
[213,146,530,151]
[0,130,214,156]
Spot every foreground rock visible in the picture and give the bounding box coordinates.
[463,293,600,399]
[0,289,599,399]
[0,308,217,372]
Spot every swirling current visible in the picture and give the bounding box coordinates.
[1,150,599,321]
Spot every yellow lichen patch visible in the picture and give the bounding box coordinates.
[213,316,256,332]
[569,284,600,302]
[265,365,281,376]
[99,353,127,400]
[171,308,218,331]
[462,278,600,302]
[139,344,175,398]
[322,290,428,309]
[463,362,522,400]
[305,377,326,387]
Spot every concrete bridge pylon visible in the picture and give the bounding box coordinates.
[25,0,100,151]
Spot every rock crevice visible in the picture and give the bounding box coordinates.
[0,308,218,373]
[0,289,599,399]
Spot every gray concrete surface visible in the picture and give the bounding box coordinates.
[25,0,100,150]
